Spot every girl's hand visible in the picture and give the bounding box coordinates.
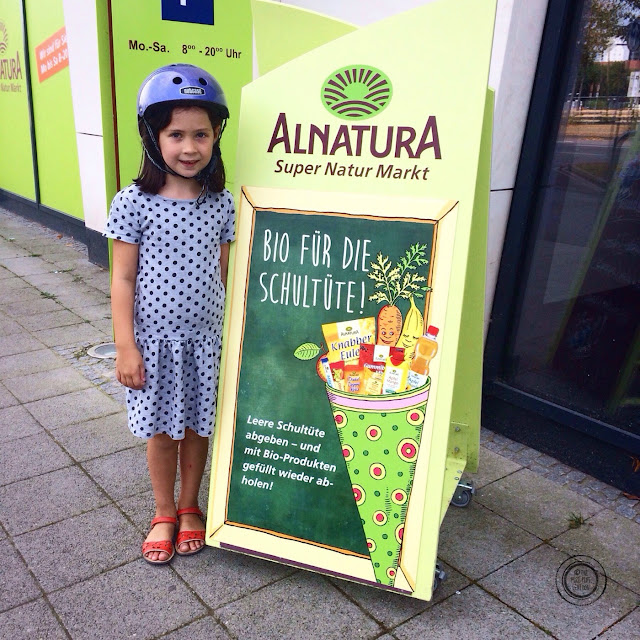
[115,345,146,389]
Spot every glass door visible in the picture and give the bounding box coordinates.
[486,0,640,481]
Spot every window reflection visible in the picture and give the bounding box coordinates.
[509,0,640,434]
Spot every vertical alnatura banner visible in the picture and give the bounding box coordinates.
[208,0,495,601]
[110,0,252,189]
[0,0,35,200]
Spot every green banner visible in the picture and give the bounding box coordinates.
[0,0,35,200]
[110,0,253,190]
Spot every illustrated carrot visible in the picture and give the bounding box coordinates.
[376,304,402,346]
[368,245,431,346]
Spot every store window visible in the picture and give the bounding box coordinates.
[503,0,639,438]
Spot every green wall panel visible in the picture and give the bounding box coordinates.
[0,0,35,200]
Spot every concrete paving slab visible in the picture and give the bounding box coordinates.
[15,504,141,593]
[54,412,139,461]
[0,333,44,358]
[2,296,64,318]
[0,466,110,535]
[0,315,23,337]
[21,270,77,289]
[552,509,640,595]
[0,348,67,379]
[31,322,109,348]
[0,432,72,486]
[0,287,46,306]
[83,446,152,499]
[480,544,639,640]
[0,256,55,276]
[117,489,157,533]
[90,318,115,336]
[329,560,469,628]
[438,502,541,579]
[476,467,604,540]
[0,276,33,295]
[5,366,93,403]
[25,387,122,429]
[599,607,640,639]
[0,541,41,613]
[0,382,18,408]
[49,561,207,640]
[467,446,521,489]
[216,570,383,640]
[75,302,111,322]
[0,599,66,640]
[0,405,43,442]
[16,309,84,331]
[393,585,549,639]
[173,544,297,609]
[0,245,29,260]
[53,286,112,311]
[163,617,232,640]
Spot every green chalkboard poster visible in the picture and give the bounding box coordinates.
[210,187,458,591]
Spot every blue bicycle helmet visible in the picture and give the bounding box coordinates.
[137,63,229,119]
[136,64,229,194]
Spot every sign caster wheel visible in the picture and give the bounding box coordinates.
[433,563,447,593]
[451,480,475,508]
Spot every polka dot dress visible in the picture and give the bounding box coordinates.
[105,186,235,440]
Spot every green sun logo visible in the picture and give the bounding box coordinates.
[321,65,393,120]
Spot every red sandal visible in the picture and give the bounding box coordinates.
[142,516,177,565]
[176,507,206,556]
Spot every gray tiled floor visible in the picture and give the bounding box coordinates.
[0,207,639,639]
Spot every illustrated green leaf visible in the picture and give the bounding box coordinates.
[294,342,321,360]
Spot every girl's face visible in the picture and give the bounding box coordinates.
[157,106,220,179]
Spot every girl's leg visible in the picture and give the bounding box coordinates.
[145,433,179,562]
[176,427,209,553]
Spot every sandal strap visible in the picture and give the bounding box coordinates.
[142,540,174,555]
[176,529,205,545]
[177,507,203,518]
[150,516,178,528]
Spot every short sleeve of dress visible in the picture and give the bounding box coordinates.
[220,190,235,244]
[104,187,143,244]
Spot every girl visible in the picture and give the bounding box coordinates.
[105,64,234,564]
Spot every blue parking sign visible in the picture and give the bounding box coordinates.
[161,0,214,26]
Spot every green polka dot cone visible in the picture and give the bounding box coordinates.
[328,381,430,587]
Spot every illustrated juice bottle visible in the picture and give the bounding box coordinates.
[405,326,439,390]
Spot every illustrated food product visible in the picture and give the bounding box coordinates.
[329,361,345,391]
[322,317,376,365]
[328,383,430,587]
[396,295,424,361]
[406,326,439,390]
[381,350,409,394]
[345,364,364,393]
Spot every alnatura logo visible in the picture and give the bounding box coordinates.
[322,65,392,120]
[0,21,8,55]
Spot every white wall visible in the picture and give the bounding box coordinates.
[62,0,108,235]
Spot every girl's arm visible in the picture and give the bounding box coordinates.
[220,242,230,289]
[111,240,145,389]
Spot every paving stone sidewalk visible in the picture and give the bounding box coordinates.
[0,207,638,640]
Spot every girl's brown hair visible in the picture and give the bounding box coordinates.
[134,101,226,195]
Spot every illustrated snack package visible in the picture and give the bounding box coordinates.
[322,317,376,365]
[329,361,345,391]
[358,343,385,396]
[382,351,409,394]
[327,382,431,587]
[360,343,404,364]
[345,364,364,394]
